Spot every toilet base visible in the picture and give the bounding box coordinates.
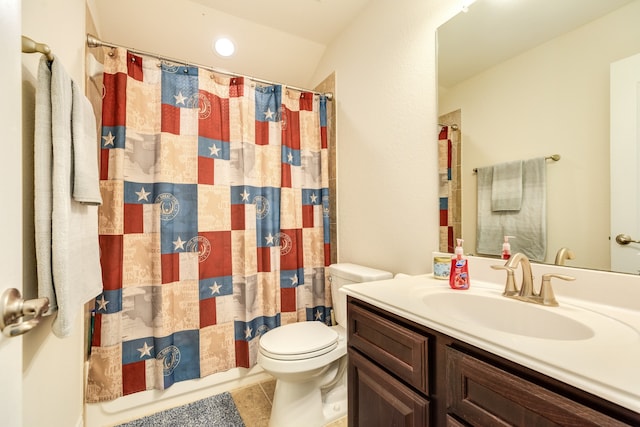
[270,378,321,427]
[268,364,347,427]
[321,374,348,425]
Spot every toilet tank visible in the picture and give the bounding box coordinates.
[328,263,392,326]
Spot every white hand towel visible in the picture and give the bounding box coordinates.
[491,160,523,211]
[72,81,102,205]
[43,56,104,337]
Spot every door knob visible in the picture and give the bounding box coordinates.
[0,288,49,337]
[615,234,640,245]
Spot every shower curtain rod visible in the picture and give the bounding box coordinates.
[472,154,561,173]
[22,35,54,62]
[439,123,458,131]
[86,34,333,101]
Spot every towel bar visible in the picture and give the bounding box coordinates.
[473,154,560,173]
[21,35,54,62]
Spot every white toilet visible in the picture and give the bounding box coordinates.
[257,263,392,427]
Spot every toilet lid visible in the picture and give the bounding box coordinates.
[259,322,338,361]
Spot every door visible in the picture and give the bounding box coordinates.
[0,1,24,426]
[611,52,640,274]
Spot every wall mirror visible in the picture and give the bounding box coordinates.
[437,0,640,274]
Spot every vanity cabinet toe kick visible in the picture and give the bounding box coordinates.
[346,296,639,427]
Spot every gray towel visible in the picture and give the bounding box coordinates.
[34,56,55,315]
[35,55,104,337]
[491,160,522,211]
[476,157,546,261]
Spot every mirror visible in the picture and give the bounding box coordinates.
[437,0,640,273]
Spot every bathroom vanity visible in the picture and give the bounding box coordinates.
[342,263,640,426]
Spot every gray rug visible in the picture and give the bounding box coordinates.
[116,392,245,427]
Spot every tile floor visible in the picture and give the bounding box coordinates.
[230,379,347,427]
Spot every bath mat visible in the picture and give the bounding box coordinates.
[115,392,245,427]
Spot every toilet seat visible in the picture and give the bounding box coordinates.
[259,322,338,361]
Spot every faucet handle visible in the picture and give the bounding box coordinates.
[539,273,575,307]
[491,265,518,296]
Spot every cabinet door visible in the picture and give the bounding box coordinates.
[446,347,629,427]
[349,349,429,427]
[348,301,429,393]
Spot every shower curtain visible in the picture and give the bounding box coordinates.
[86,48,331,402]
[438,125,458,253]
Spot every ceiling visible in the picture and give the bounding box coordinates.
[438,0,635,88]
[189,0,372,45]
[90,0,372,88]
[92,0,633,90]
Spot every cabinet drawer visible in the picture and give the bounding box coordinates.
[349,348,429,427]
[348,301,429,393]
[446,346,630,426]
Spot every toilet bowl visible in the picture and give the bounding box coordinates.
[257,263,392,427]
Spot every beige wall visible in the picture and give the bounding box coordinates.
[311,0,460,275]
[22,1,87,426]
[439,1,640,270]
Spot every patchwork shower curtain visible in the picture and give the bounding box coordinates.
[438,124,460,253]
[86,48,331,402]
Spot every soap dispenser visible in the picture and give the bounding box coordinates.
[449,239,470,290]
[502,236,515,260]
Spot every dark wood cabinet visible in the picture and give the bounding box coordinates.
[348,301,429,393]
[348,297,433,427]
[446,346,627,427]
[347,296,640,427]
[349,349,429,426]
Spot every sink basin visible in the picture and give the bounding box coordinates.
[422,291,595,340]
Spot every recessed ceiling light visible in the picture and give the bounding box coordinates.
[213,37,235,58]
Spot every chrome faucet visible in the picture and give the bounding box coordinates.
[554,247,575,265]
[505,252,535,299]
[492,252,575,306]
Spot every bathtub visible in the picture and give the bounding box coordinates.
[84,364,271,426]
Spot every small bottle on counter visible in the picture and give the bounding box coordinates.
[449,239,470,290]
[502,236,514,260]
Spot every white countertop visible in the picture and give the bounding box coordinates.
[342,273,640,413]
